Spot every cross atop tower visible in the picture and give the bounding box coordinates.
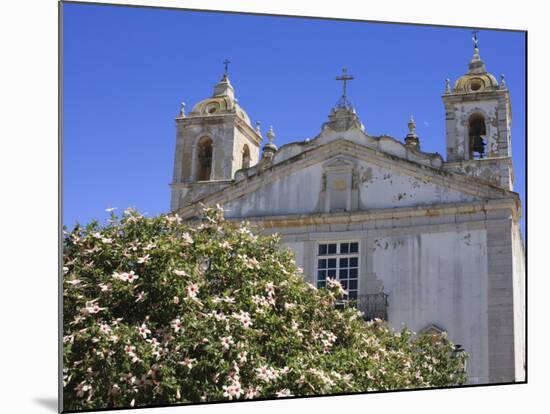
[336,67,354,99]
[223,59,231,75]
[472,30,479,49]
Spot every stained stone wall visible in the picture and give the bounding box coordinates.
[250,203,524,385]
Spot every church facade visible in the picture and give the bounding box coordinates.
[169,42,525,385]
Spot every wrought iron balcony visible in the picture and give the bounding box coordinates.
[357,292,389,321]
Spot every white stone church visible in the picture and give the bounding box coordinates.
[170,40,525,385]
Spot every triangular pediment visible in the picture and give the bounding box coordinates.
[176,139,513,220]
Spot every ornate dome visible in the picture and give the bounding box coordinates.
[188,75,252,126]
[453,46,499,94]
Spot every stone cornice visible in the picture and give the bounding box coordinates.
[239,198,521,228]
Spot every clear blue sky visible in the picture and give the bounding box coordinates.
[63,2,526,234]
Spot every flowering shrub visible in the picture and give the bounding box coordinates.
[63,206,467,410]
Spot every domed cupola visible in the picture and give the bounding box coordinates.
[188,73,252,126]
[452,33,499,94]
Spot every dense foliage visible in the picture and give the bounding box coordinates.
[63,206,467,410]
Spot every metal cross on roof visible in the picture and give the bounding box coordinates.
[336,67,354,99]
[472,30,479,49]
[223,59,231,75]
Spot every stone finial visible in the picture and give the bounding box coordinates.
[405,115,420,150]
[255,121,262,137]
[408,115,416,134]
[445,78,451,94]
[179,102,186,117]
[267,125,275,145]
[500,73,507,89]
[262,125,278,161]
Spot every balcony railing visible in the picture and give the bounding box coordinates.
[357,293,389,321]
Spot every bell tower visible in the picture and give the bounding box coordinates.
[442,33,514,190]
[170,65,262,211]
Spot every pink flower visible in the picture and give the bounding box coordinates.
[178,357,196,369]
[137,254,150,264]
[244,386,260,399]
[221,336,234,350]
[83,300,105,314]
[137,323,151,339]
[186,283,199,298]
[173,296,180,304]
[276,389,293,398]
[171,318,183,333]
[232,311,253,328]
[182,232,193,244]
[265,282,275,296]
[237,351,248,364]
[222,379,244,400]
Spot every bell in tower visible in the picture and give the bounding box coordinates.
[442,32,514,190]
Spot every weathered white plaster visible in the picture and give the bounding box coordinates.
[371,229,489,383]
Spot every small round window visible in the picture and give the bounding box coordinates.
[469,79,483,92]
[205,103,219,114]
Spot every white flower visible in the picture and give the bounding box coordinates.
[237,351,248,364]
[222,379,244,400]
[66,278,82,286]
[137,254,150,264]
[186,283,199,298]
[265,282,275,296]
[181,232,193,244]
[98,282,112,292]
[276,389,293,398]
[99,323,111,334]
[326,277,348,296]
[171,318,183,332]
[232,311,252,328]
[178,357,196,369]
[83,299,105,314]
[221,336,234,350]
[63,266,69,274]
[135,291,146,302]
[112,270,139,283]
[174,269,188,277]
[173,296,180,304]
[244,386,260,399]
[137,323,151,339]
[255,365,278,382]
[101,237,113,244]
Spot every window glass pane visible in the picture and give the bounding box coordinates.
[339,269,348,279]
[349,280,358,290]
[340,258,349,268]
[349,257,358,267]
[317,270,326,280]
[328,244,337,254]
[340,243,349,254]
[318,244,327,256]
[327,269,336,278]
[340,280,348,290]
[327,258,337,268]
[349,268,358,278]
[350,242,358,253]
[317,281,326,288]
[318,259,327,269]
[348,291,358,300]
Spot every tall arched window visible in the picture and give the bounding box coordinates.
[197,137,213,181]
[242,144,250,169]
[468,113,487,159]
